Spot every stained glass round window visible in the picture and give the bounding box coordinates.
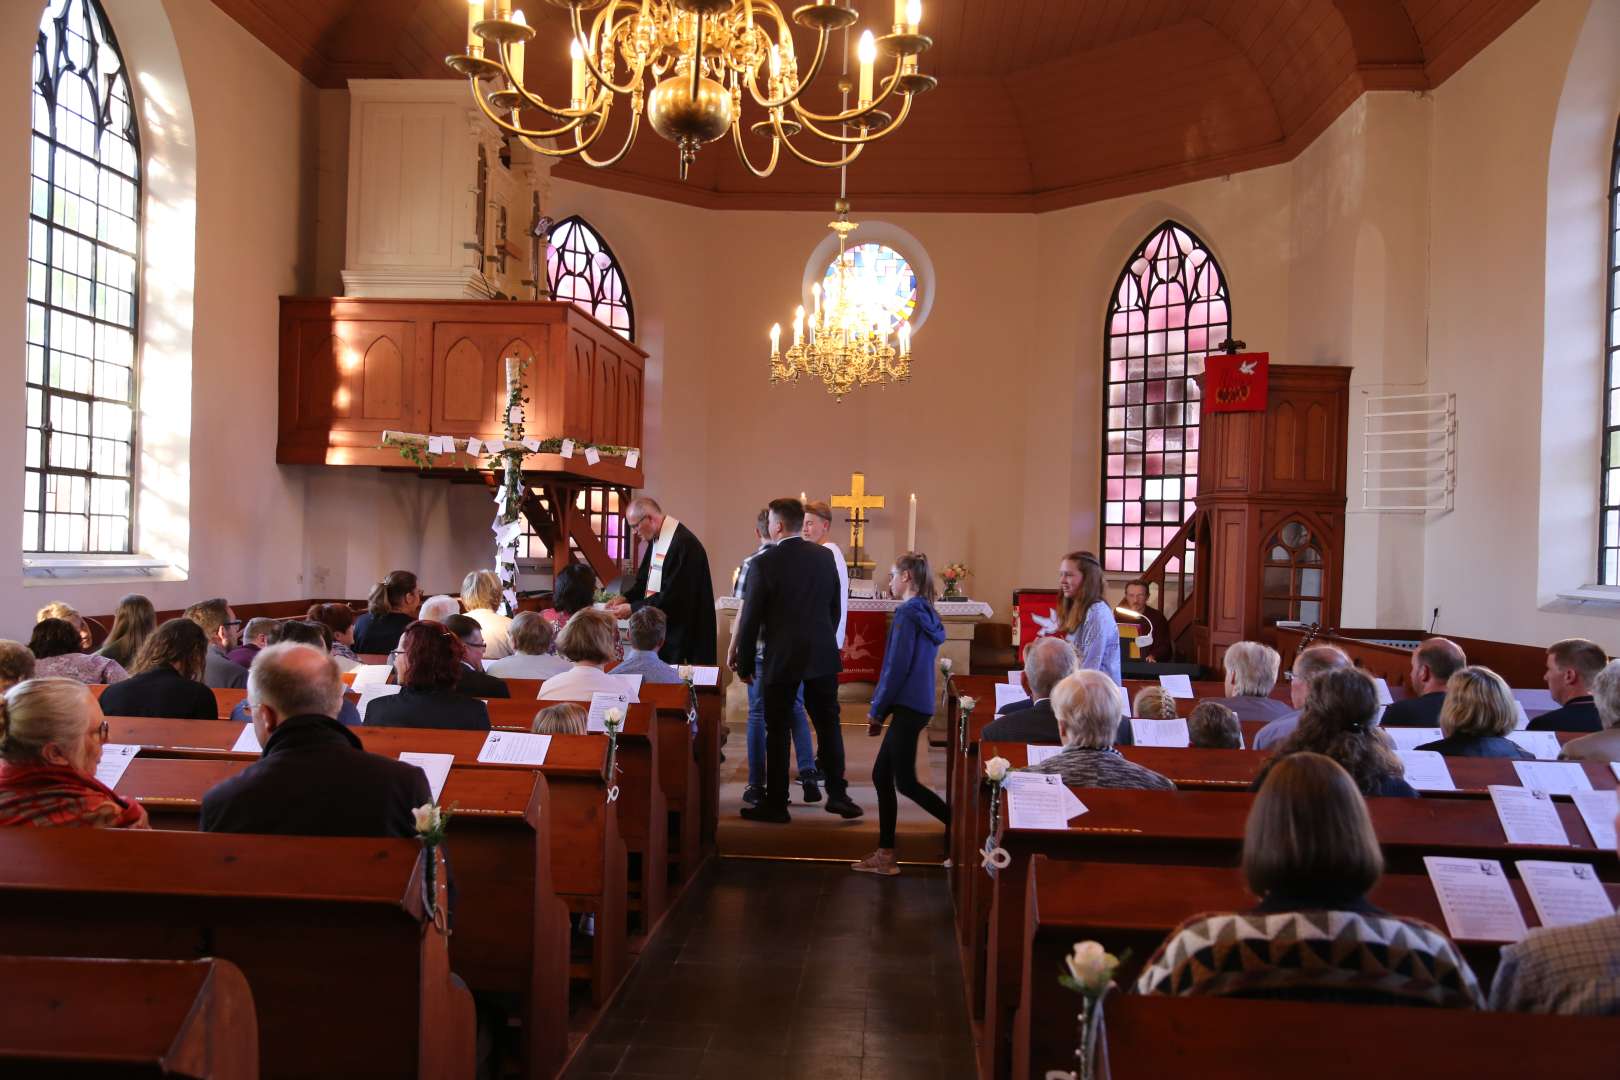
[821,242,917,335]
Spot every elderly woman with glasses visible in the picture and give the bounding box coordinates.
[0,677,148,828]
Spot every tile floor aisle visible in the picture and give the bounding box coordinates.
[564,858,978,1080]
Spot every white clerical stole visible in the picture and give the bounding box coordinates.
[646,516,681,595]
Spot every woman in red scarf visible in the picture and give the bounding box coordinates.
[0,677,148,829]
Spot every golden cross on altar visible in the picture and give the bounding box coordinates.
[831,471,884,574]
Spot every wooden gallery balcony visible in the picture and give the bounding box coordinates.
[277,297,646,488]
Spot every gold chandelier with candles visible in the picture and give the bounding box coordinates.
[769,197,911,400]
[448,0,936,180]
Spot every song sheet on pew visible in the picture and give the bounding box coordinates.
[587,692,631,733]
[1004,773,1086,830]
[1157,674,1194,699]
[399,752,453,801]
[1025,745,1063,766]
[994,683,1029,713]
[1506,731,1561,759]
[94,744,139,789]
[1371,678,1394,706]
[1573,790,1618,849]
[1489,786,1571,846]
[475,731,552,766]
[230,724,262,754]
[1129,718,1190,747]
[1005,669,1022,687]
[351,665,392,689]
[1397,750,1456,792]
[357,684,401,719]
[1512,761,1593,796]
[1424,857,1529,941]
[1517,861,1618,927]
[687,666,720,687]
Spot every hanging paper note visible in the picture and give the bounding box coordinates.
[1396,750,1455,792]
[587,691,631,732]
[1423,856,1528,942]
[465,438,483,457]
[522,437,541,453]
[494,518,525,547]
[1489,785,1571,846]
[625,449,640,469]
[1512,761,1594,796]
[1158,674,1194,699]
[1516,860,1617,928]
[476,731,552,766]
[399,751,454,802]
[503,588,518,609]
[560,438,574,458]
[94,744,140,789]
[1573,789,1619,849]
[1129,718,1191,747]
[508,405,523,425]
[230,724,263,754]
[584,446,601,466]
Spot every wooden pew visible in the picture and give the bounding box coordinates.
[1088,995,1616,1080]
[0,829,473,1079]
[0,956,258,1079]
[1012,857,1620,1080]
[638,683,708,882]
[975,775,1619,1080]
[107,748,607,1070]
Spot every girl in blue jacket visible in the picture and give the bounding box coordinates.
[852,552,950,876]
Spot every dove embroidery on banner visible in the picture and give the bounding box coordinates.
[1238,359,1257,375]
[1031,607,1060,637]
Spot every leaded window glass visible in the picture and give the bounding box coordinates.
[25,0,141,554]
[547,216,633,341]
[821,242,917,335]
[1101,221,1229,575]
[1601,118,1620,584]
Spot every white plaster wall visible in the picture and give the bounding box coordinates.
[0,0,317,638]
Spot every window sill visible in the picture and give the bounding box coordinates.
[1545,585,1620,615]
[23,555,183,585]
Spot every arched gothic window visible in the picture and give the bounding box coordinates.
[1601,118,1620,584]
[1261,521,1325,626]
[547,216,633,341]
[1101,221,1229,574]
[25,0,140,553]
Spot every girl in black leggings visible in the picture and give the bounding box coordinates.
[852,552,951,876]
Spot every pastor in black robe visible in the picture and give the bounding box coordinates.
[624,521,718,664]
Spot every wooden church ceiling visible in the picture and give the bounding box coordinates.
[210,0,1539,212]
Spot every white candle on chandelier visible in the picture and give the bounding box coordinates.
[898,320,910,354]
[906,0,922,33]
[793,305,805,346]
[570,38,586,106]
[467,0,485,56]
[509,10,527,86]
[812,281,822,319]
[768,43,781,81]
[857,31,876,105]
[494,0,510,19]
[907,493,917,551]
[893,0,906,30]
[769,323,781,356]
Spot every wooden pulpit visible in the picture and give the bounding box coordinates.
[1185,363,1352,667]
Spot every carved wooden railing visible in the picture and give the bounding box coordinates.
[1137,509,1205,655]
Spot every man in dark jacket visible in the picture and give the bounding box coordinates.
[184,597,249,690]
[445,614,512,699]
[201,643,430,837]
[1529,638,1606,733]
[1381,637,1466,727]
[983,637,1078,744]
[733,498,860,822]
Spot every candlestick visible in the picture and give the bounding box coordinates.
[898,320,910,354]
[857,31,875,105]
[509,10,526,86]
[466,0,484,57]
[793,305,805,346]
[906,0,921,32]
[907,492,917,551]
[494,0,510,19]
[570,38,586,106]
[769,323,781,356]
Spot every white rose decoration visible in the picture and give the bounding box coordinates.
[984,756,1011,784]
[939,657,953,674]
[678,664,694,683]
[605,707,625,728]
[412,802,440,834]
[959,695,977,715]
[1065,940,1118,994]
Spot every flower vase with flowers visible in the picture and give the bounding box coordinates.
[412,801,453,932]
[940,563,970,601]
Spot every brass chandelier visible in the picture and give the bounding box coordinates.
[448,0,937,180]
[769,196,911,400]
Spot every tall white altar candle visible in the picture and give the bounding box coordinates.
[907,492,917,551]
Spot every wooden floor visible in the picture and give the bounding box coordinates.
[562,858,976,1079]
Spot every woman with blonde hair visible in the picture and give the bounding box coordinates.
[461,569,514,660]
[1138,753,1482,1006]
[538,610,627,701]
[1416,666,1535,759]
[36,601,94,651]
[0,678,149,828]
[96,594,156,670]
[1131,684,1178,720]
[1055,551,1120,684]
[532,702,588,736]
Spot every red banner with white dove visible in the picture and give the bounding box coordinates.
[1203,352,1269,413]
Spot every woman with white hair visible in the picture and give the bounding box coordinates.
[0,678,149,828]
[1208,641,1293,723]
[461,570,513,660]
[1560,659,1620,762]
[1016,670,1175,790]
